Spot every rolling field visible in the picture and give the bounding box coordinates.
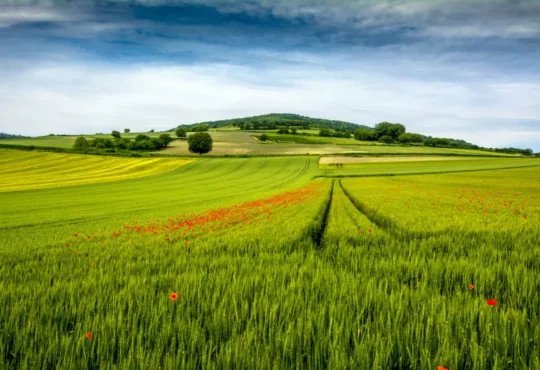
[0,149,192,191]
[1,149,540,369]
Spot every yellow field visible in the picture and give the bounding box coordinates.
[0,149,193,192]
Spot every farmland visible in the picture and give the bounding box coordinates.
[0,130,518,157]
[1,148,540,369]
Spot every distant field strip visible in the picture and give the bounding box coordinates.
[318,158,540,177]
[319,156,475,165]
[0,149,193,192]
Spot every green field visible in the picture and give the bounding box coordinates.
[1,149,540,369]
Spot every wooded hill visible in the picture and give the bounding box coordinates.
[176,113,372,131]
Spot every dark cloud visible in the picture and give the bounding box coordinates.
[0,0,538,149]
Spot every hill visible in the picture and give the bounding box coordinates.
[176,113,372,131]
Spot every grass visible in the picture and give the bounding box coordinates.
[0,149,192,191]
[318,158,540,177]
[1,149,539,369]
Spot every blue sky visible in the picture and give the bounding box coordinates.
[0,0,539,150]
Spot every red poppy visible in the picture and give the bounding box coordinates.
[487,299,497,307]
[468,284,474,290]
[185,241,189,245]
[74,234,79,238]
[368,229,372,233]
[170,292,179,301]
[85,332,92,340]
[437,366,448,370]
[66,243,70,247]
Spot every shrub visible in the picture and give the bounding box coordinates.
[378,135,394,144]
[175,128,187,138]
[73,136,90,149]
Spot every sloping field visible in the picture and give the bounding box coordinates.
[0,149,193,191]
[1,152,540,369]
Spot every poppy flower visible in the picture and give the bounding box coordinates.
[66,243,70,247]
[74,234,79,238]
[487,299,497,307]
[437,366,448,370]
[468,284,474,290]
[85,332,92,340]
[368,229,372,233]
[170,292,179,301]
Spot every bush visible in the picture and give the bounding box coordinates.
[111,130,121,139]
[354,129,377,141]
[158,134,173,147]
[378,135,394,144]
[319,128,332,137]
[73,136,90,149]
[188,132,213,155]
[175,128,187,138]
[135,134,150,142]
[259,134,269,142]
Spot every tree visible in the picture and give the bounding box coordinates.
[192,124,209,132]
[374,122,406,140]
[425,138,450,147]
[124,128,130,134]
[291,127,298,135]
[188,132,213,155]
[111,130,121,139]
[73,136,89,149]
[398,133,413,144]
[408,133,424,143]
[158,134,173,147]
[135,134,150,142]
[319,128,332,137]
[259,134,268,142]
[378,135,394,144]
[354,129,376,141]
[175,128,187,138]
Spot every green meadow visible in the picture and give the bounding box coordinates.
[1,148,539,369]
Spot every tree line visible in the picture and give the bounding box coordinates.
[73,131,174,152]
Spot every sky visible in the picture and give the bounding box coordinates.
[0,0,539,150]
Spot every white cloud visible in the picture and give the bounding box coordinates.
[1,59,539,150]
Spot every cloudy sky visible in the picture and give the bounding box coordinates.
[0,0,539,150]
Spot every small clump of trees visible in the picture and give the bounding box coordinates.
[319,128,351,138]
[73,131,174,152]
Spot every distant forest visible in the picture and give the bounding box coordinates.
[0,133,28,139]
